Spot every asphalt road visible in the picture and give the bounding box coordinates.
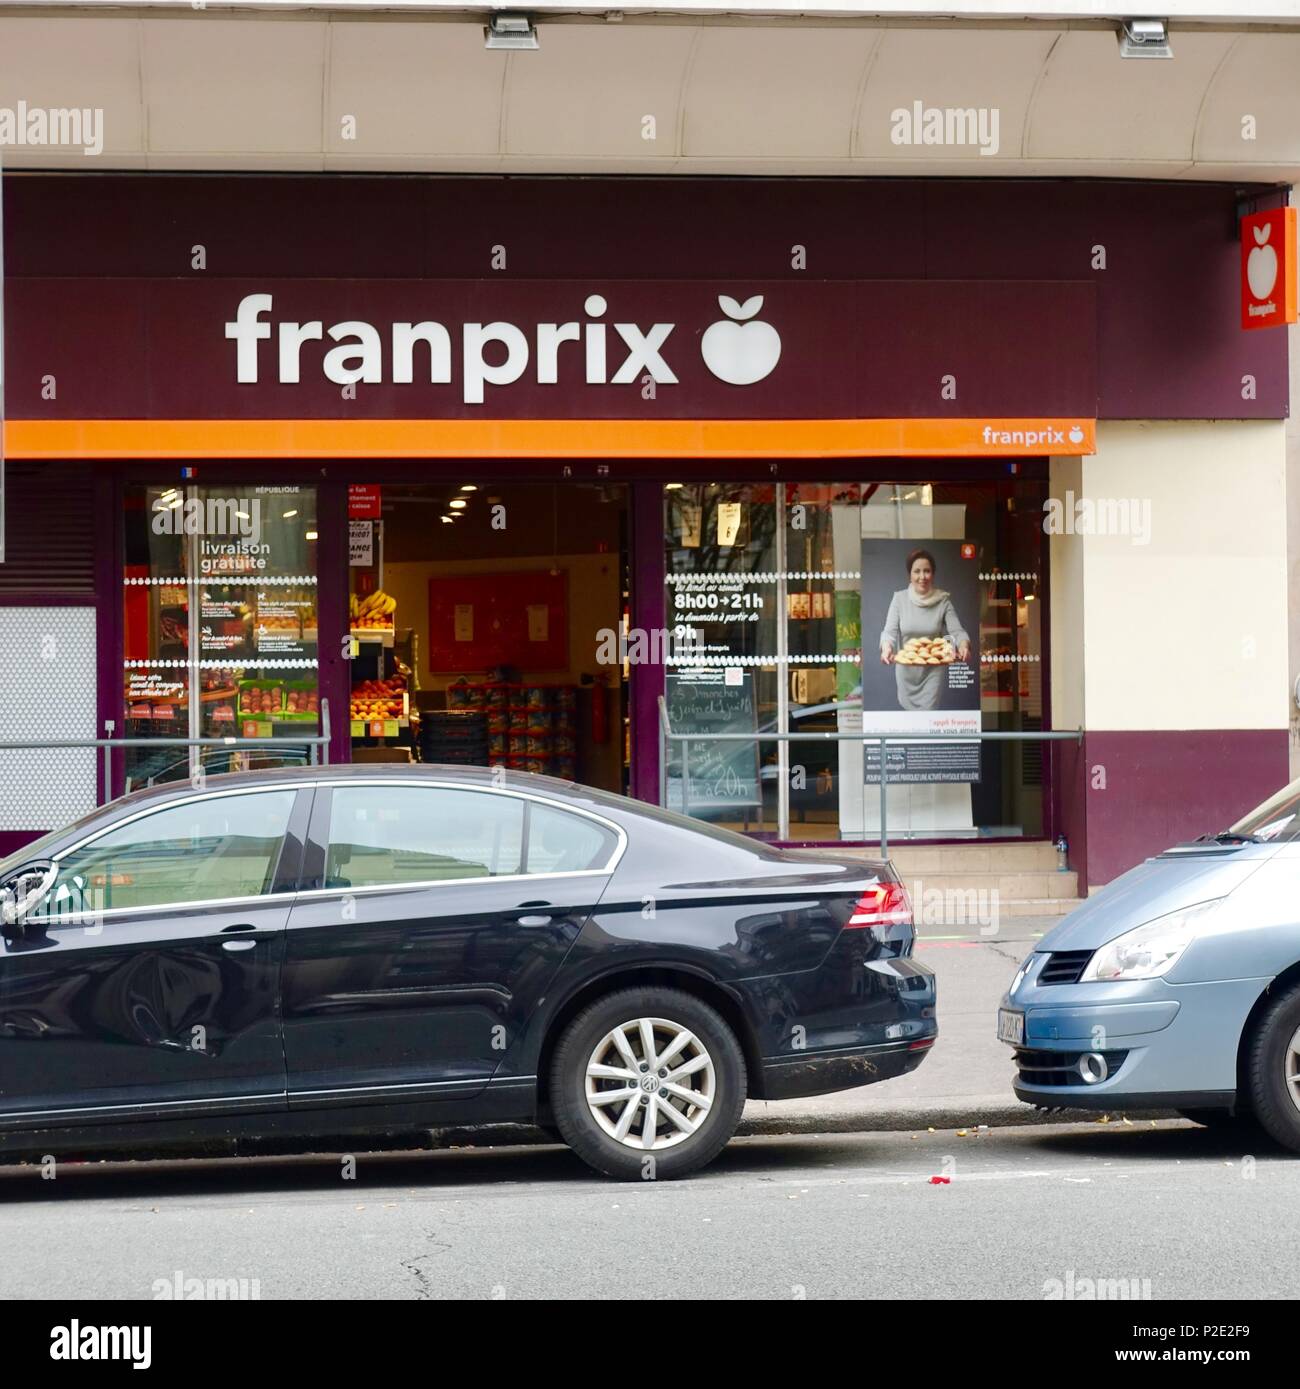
[3,1119,1296,1300]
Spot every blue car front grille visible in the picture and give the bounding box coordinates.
[1037,950,1093,985]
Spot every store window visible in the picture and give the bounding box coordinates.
[663,478,1047,842]
[122,485,320,790]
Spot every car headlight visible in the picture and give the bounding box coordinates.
[1009,953,1034,992]
[1080,900,1222,982]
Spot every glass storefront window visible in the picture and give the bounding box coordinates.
[122,485,320,790]
[663,477,1047,842]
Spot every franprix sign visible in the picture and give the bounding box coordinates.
[1240,208,1298,331]
[5,277,1097,425]
[224,290,784,403]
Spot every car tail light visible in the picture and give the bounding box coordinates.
[846,881,912,931]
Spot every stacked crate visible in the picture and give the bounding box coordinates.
[445,681,577,780]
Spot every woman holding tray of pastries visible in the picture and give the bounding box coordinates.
[878,548,971,711]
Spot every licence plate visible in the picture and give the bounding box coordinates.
[997,1008,1025,1046]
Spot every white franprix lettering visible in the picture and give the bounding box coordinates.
[463,321,530,405]
[324,320,383,385]
[392,322,452,384]
[223,292,678,403]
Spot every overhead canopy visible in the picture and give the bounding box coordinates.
[0,10,1297,179]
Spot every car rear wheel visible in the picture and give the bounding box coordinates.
[550,987,747,1180]
[1245,983,1300,1154]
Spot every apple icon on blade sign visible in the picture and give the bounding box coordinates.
[701,295,781,385]
[1247,222,1279,301]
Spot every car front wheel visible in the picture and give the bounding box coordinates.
[1245,983,1300,1154]
[550,987,747,1180]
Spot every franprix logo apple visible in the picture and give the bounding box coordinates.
[700,295,782,386]
[1247,222,1279,301]
[1068,425,1084,445]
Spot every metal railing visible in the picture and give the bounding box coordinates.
[0,699,332,807]
[657,695,1081,856]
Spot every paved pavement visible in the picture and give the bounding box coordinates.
[2,1120,1293,1300]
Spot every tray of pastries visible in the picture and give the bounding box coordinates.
[895,636,957,666]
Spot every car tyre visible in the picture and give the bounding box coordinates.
[1245,983,1300,1154]
[550,987,747,1180]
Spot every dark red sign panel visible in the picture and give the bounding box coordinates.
[4,278,1097,422]
[347,484,382,518]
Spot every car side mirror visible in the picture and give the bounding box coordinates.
[0,863,56,940]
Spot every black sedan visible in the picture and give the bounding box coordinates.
[0,767,936,1179]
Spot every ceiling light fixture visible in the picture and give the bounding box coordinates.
[485,13,539,50]
[1118,18,1172,59]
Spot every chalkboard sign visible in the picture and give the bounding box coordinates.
[666,669,762,817]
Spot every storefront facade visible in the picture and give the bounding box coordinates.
[0,173,1289,887]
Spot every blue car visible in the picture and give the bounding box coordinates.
[999,779,1300,1150]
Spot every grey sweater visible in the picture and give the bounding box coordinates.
[880,588,970,650]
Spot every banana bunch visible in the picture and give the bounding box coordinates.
[353,590,397,629]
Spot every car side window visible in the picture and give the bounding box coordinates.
[526,803,619,874]
[326,786,524,889]
[39,789,298,916]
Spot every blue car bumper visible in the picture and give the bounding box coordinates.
[1001,963,1272,1110]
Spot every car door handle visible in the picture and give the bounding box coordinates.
[220,923,262,952]
[516,901,554,927]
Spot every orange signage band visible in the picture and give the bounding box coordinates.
[3,417,1097,461]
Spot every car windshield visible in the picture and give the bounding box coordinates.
[1227,779,1300,843]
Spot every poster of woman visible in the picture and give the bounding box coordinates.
[879,548,972,711]
[859,539,981,783]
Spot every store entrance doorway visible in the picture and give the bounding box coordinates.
[347,481,629,794]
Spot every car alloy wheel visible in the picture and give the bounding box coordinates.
[549,986,747,1179]
[1286,1025,1300,1116]
[584,1017,716,1151]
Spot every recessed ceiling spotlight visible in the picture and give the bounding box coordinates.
[1118,18,1172,59]
[485,13,539,50]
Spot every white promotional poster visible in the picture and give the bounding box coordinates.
[860,538,981,784]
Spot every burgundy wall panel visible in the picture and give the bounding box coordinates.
[1,174,1287,421]
[3,276,1097,421]
[1081,729,1289,886]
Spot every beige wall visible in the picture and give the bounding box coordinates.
[1052,419,1289,734]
